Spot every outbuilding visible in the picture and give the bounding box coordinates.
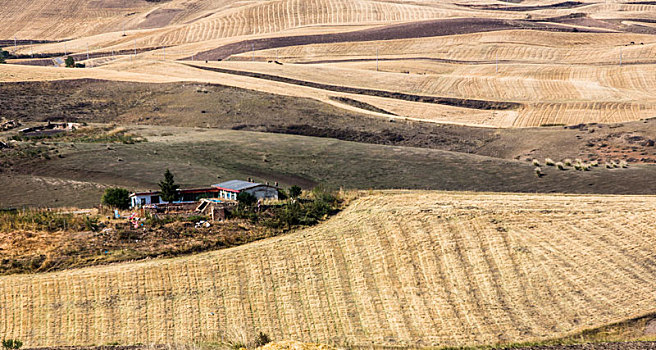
[212,180,279,201]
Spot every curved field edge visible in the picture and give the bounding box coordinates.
[1,191,655,348]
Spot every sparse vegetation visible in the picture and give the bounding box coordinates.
[10,126,146,144]
[0,209,98,233]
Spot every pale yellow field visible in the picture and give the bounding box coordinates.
[1,191,655,347]
[3,0,656,128]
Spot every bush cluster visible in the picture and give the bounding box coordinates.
[230,186,340,231]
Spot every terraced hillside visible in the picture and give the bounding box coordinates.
[1,191,655,347]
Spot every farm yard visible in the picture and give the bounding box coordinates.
[2,0,656,349]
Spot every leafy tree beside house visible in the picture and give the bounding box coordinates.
[159,169,179,202]
[101,188,130,209]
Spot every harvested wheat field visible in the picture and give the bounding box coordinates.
[1,191,655,347]
[4,0,656,127]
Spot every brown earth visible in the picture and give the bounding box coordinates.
[2,79,655,163]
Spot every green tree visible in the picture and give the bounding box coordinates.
[2,339,23,350]
[237,191,257,207]
[289,185,302,199]
[159,169,179,202]
[0,48,7,64]
[65,56,75,68]
[101,188,131,209]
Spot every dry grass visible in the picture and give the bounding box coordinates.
[0,191,655,348]
[3,1,656,128]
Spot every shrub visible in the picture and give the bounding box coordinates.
[591,160,599,167]
[564,159,573,167]
[255,332,271,347]
[545,158,555,166]
[237,191,257,207]
[277,188,288,200]
[0,48,8,64]
[605,162,613,169]
[74,63,85,68]
[574,163,582,171]
[101,188,130,209]
[532,159,541,167]
[556,162,566,170]
[2,339,23,350]
[534,167,542,177]
[620,160,628,168]
[289,185,302,199]
[65,56,75,68]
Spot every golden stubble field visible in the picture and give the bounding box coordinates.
[4,0,656,128]
[1,191,655,347]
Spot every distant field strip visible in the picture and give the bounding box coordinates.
[190,18,600,61]
[184,63,520,110]
[1,191,655,347]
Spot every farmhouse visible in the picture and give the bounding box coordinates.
[130,187,220,208]
[129,180,279,208]
[212,180,279,201]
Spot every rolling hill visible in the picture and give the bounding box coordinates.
[3,0,656,127]
[0,191,655,347]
